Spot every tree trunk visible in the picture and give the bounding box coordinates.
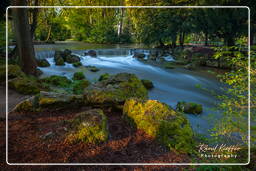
[251,29,255,45]
[12,0,37,75]
[179,32,184,48]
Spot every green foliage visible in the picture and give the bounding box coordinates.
[98,73,110,81]
[72,80,90,95]
[176,101,203,114]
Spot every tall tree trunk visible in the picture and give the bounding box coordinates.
[118,8,124,37]
[12,0,37,75]
[179,31,184,48]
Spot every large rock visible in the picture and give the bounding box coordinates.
[9,77,40,95]
[72,72,85,80]
[133,52,145,59]
[37,59,50,67]
[176,101,203,114]
[65,109,108,144]
[84,73,148,106]
[65,54,80,64]
[14,91,83,112]
[123,98,194,153]
[87,50,97,57]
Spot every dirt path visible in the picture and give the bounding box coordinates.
[0,86,30,119]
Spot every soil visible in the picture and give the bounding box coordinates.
[0,94,192,170]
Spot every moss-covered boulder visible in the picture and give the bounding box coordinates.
[72,61,82,67]
[164,62,175,69]
[9,77,40,95]
[65,109,108,144]
[141,79,154,89]
[37,59,50,67]
[86,65,99,72]
[84,73,148,106]
[54,56,65,66]
[123,98,194,153]
[65,54,80,64]
[14,91,84,112]
[176,101,203,114]
[40,75,72,87]
[184,63,197,70]
[98,73,110,81]
[72,72,85,80]
[73,80,90,94]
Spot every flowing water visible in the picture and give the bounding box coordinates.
[35,42,227,140]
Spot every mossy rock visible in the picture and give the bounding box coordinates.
[173,60,189,65]
[65,54,80,64]
[86,65,99,72]
[0,65,26,82]
[37,59,50,67]
[9,77,40,95]
[86,50,97,57]
[65,109,108,144]
[40,75,72,87]
[123,98,194,153]
[38,91,83,109]
[14,91,84,112]
[133,52,145,59]
[73,62,82,67]
[141,79,154,89]
[184,63,197,70]
[98,73,110,81]
[72,72,85,80]
[73,80,90,94]
[176,101,203,114]
[84,73,148,105]
[55,57,65,66]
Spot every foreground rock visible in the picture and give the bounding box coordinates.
[86,65,99,72]
[176,101,203,114]
[65,109,108,144]
[123,98,194,153]
[14,91,83,112]
[84,73,148,106]
[133,52,145,59]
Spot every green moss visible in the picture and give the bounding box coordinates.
[84,73,148,105]
[65,54,80,63]
[14,100,33,112]
[9,77,40,95]
[37,59,50,67]
[123,98,194,153]
[141,79,154,89]
[73,80,90,94]
[72,72,85,80]
[98,73,110,81]
[176,101,203,114]
[40,75,72,87]
[72,62,82,67]
[65,109,108,144]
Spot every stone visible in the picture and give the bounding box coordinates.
[73,80,90,95]
[87,50,97,57]
[84,73,148,106]
[8,77,40,95]
[65,109,108,144]
[141,79,154,89]
[72,72,85,80]
[72,62,82,67]
[65,54,80,64]
[98,73,110,81]
[37,59,50,67]
[176,101,203,114]
[133,52,145,59]
[123,98,194,153]
[40,75,72,87]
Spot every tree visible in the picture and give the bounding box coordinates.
[11,0,37,75]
